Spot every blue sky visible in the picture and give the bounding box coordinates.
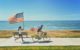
[0,0,80,21]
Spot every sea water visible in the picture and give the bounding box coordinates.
[0,20,80,30]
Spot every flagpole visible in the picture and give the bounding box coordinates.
[23,19,24,30]
[23,12,24,30]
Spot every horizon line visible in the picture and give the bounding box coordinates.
[0,20,80,21]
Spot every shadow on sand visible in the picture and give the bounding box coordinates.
[38,41,52,43]
[22,41,37,44]
[22,40,52,44]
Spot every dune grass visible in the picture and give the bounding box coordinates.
[0,30,12,38]
[0,46,80,50]
[0,30,80,38]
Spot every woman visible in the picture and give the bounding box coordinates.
[15,26,24,42]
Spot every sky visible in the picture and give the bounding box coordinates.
[0,0,80,21]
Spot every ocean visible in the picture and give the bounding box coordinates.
[0,20,80,30]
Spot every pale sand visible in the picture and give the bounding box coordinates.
[0,37,80,46]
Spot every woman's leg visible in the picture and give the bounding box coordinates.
[20,34,24,42]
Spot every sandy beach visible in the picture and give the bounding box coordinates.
[0,37,80,46]
[0,30,80,47]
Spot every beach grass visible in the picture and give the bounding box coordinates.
[0,46,80,50]
[0,30,80,38]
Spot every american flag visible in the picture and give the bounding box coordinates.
[8,12,24,23]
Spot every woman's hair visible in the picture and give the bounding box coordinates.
[18,26,22,31]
